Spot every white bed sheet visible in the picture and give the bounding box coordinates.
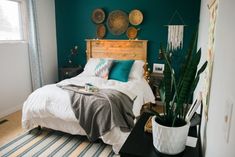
[22,74,155,153]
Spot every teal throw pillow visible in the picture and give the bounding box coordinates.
[109,60,134,82]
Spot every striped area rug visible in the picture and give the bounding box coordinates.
[0,128,119,157]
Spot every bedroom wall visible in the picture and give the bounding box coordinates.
[0,0,57,118]
[195,0,209,154]
[197,0,235,156]
[55,0,201,71]
[0,43,32,118]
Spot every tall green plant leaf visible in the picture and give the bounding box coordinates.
[153,29,207,127]
[186,61,208,104]
[177,31,198,88]
[197,61,208,75]
[163,56,172,116]
[172,48,201,126]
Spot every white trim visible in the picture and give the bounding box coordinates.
[19,0,29,41]
[0,104,22,118]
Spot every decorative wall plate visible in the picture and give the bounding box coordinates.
[92,8,105,24]
[129,9,143,25]
[96,24,106,39]
[107,10,129,35]
[126,26,138,39]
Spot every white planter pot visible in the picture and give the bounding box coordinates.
[152,116,190,155]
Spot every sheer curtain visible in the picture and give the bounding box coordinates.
[26,0,44,90]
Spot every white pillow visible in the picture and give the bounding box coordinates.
[129,60,145,80]
[82,58,114,76]
[82,58,100,76]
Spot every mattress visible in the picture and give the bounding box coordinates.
[22,74,155,153]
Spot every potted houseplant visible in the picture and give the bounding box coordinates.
[151,32,207,155]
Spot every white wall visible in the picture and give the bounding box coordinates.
[0,43,32,118]
[0,0,58,118]
[196,0,210,150]
[197,0,235,156]
[35,0,58,85]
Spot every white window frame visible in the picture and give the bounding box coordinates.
[0,0,28,43]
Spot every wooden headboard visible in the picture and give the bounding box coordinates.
[86,39,147,62]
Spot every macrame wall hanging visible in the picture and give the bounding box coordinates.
[166,10,186,52]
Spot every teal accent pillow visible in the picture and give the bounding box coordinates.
[109,60,135,82]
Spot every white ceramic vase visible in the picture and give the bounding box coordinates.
[152,116,190,155]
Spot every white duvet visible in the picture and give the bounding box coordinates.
[22,73,155,153]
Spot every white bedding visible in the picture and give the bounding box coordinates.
[22,73,155,153]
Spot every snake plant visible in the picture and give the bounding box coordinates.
[155,32,207,127]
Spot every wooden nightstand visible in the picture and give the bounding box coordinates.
[149,72,164,101]
[59,66,83,81]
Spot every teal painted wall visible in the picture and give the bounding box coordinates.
[55,0,201,71]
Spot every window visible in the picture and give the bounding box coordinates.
[0,0,26,41]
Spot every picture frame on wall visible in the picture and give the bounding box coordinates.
[153,63,164,73]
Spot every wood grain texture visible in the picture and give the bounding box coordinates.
[0,111,25,146]
[86,39,147,62]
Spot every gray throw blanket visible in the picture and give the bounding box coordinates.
[58,84,135,141]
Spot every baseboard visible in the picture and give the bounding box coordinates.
[0,104,23,118]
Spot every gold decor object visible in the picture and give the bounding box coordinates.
[96,24,106,39]
[144,62,150,82]
[144,116,153,133]
[146,68,151,82]
[107,10,129,35]
[92,8,105,24]
[126,26,138,39]
[129,9,143,26]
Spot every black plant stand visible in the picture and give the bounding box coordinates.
[119,112,201,157]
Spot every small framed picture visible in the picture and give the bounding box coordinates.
[153,63,164,73]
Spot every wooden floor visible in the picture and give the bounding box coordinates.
[0,105,163,147]
[0,111,25,146]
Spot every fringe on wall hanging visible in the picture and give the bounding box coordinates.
[167,25,184,51]
[165,10,186,52]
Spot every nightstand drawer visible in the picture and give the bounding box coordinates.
[59,66,83,81]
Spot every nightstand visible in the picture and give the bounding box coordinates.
[119,113,201,157]
[59,66,83,81]
[149,72,164,101]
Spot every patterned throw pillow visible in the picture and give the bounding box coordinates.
[95,59,113,79]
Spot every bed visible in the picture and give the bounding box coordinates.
[22,39,155,153]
